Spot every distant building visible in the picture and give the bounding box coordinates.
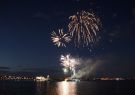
[35,75,50,81]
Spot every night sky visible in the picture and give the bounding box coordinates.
[0,0,135,77]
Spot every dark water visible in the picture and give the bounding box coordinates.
[0,80,135,95]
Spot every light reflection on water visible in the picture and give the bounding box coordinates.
[56,81,77,95]
[36,81,77,95]
[36,81,47,95]
[0,81,134,95]
[35,81,135,95]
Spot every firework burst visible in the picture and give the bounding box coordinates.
[60,54,79,76]
[51,29,71,47]
[68,10,100,47]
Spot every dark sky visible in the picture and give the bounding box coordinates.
[0,0,135,77]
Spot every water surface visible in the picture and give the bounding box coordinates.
[0,80,134,95]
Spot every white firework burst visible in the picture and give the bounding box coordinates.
[51,29,71,47]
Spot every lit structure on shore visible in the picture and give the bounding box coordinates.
[35,75,50,81]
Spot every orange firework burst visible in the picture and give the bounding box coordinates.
[68,10,101,47]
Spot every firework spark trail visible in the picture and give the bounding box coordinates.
[68,10,100,47]
[51,29,71,47]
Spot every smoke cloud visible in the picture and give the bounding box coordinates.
[72,57,104,79]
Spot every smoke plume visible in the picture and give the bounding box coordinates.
[72,58,104,79]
